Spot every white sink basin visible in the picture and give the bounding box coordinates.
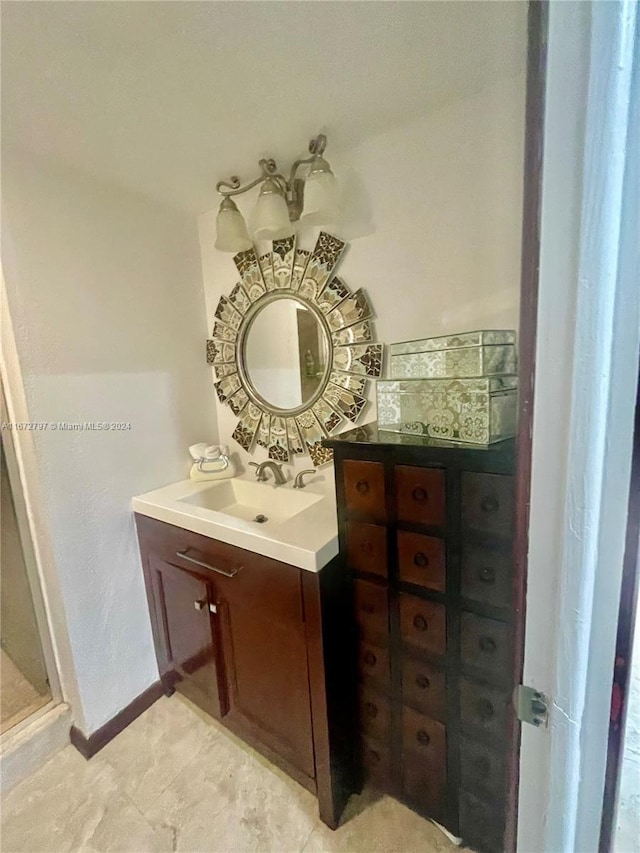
[179,478,322,525]
[132,473,338,572]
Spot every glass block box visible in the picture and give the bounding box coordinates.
[389,330,517,380]
[377,376,518,445]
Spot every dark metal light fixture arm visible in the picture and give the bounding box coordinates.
[215,134,328,216]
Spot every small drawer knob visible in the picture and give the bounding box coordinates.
[479,635,497,654]
[477,698,495,720]
[412,486,428,503]
[363,650,377,667]
[415,674,430,690]
[478,566,496,584]
[370,749,381,763]
[416,729,431,746]
[413,614,428,632]
[413,552,429,568]
[481,495,500,513]
[356,479,370,495]
[365,701,378,718]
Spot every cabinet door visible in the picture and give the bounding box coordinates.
[217,558,315,779]
[148,556,226,719]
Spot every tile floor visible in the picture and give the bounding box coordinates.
[0,649,50,734]
[1,694,459,853]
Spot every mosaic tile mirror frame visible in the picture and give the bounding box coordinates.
[206,232,383,466]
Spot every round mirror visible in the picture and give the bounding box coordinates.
[242,296,331,413]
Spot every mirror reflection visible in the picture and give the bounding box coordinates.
[243,297,330,411]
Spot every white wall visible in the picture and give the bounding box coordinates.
[199,75,525,469]
[1,150,218,734]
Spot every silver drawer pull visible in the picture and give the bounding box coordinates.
[176,550,240,578]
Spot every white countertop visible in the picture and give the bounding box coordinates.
[132,469,339,573]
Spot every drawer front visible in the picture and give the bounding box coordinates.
[460,678,510,742]
[399,593,446,656]
[461,472,514,538]
[359,640,391,693]
[401,705,447,770]
[354,579,389,643]
[460,737,506,801]
[461,612,511,676]
[402,749,447,824]
[398,531,446,592]
[462,544,512,609]
[396,466,446,527]
[347,521,387,578]
[459,789,505,853]
[361,734,392,787]
[135,514,303,623]
[343,459,386,521]
[401,656,446,721]
[359,686,391,740]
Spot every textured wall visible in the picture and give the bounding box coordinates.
[199,75,526,472]
[1,151,218,733]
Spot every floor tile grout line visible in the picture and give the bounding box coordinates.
[299,822,320,853]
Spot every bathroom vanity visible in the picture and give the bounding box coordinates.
[133,475,357,830]
[323,423,516,853]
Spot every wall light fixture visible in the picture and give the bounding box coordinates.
[214,134,339,252]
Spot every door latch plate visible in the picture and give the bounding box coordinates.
[515,684,549,727]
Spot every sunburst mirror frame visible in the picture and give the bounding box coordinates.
[206,232,384,466]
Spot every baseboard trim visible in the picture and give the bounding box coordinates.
[70,680,164,759]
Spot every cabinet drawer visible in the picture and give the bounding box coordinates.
[461,472,514,538]
[347,522,387,578]
[459,788,505,853]
[343,459,386,521]
[401,656,446,721]
[136,515,303,624]
[359,640,390,692]
[399,593,446,656]
[402,748,447,824]
[361,734,392,786]
[359,686,391,740]
[460,737,506,801]
[398,531,445,592]
[395,466,446,527]
[460,678,510,742]
[461,612,511,676]
[354,579,389,643]
[401,706,447,770]
[462,544,512,609]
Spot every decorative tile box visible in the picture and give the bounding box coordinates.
[376,375,518,445]
[389,329,517,380]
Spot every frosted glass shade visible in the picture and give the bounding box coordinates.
[302,167,340,226]
[251,181,294,241]
[214,199,252,252]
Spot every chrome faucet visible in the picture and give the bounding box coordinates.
[249,460,287,486]
[293,469,317,489]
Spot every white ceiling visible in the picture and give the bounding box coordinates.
[1,1,527,215]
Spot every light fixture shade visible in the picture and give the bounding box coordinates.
[301,157,340,225]
[250,180,294,241]
[214,198,252,252]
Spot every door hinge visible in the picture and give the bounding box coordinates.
[515,684,549,727]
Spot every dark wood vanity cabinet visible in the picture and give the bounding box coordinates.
[135,514,357,829]
[324,424,517,853]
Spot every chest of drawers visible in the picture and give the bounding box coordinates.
[324,423,517,853]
